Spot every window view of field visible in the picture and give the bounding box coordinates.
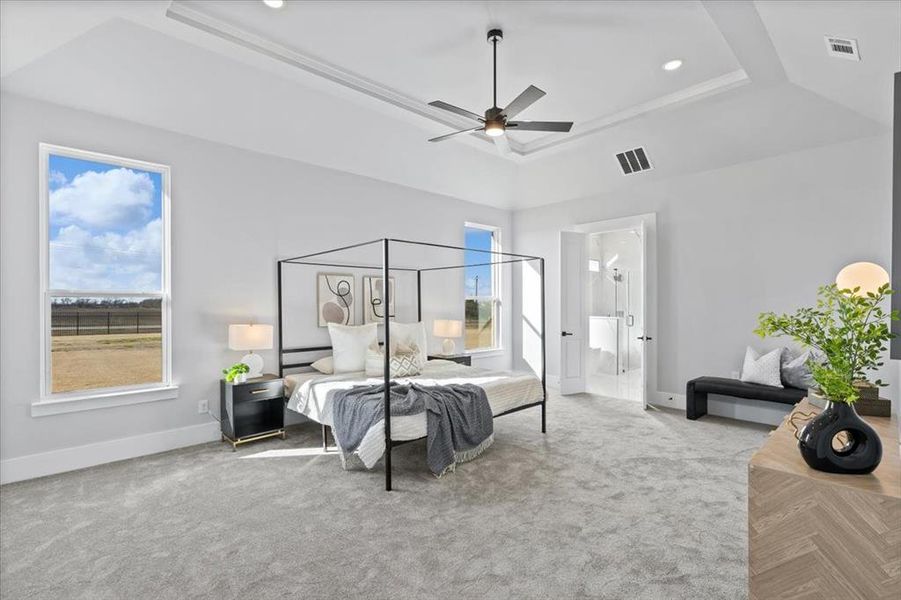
[50,299,162,393]
[465,298,495,351]
[464,225,498,351]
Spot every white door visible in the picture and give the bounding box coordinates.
[560,231,587,395]
[638,221,649,409]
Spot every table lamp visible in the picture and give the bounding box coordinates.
[835,262,890,296]
[433,319,463,355]
[228,324,274,378]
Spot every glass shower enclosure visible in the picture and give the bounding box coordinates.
[588,230,643,378]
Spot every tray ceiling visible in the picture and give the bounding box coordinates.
[166,0,747,156]
[1,1,896,209]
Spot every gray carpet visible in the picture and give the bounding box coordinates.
[0,392,770,600]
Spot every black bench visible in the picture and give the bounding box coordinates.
[686,376,807,420]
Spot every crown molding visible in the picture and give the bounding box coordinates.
[518,69,750,155]
[166,1,749,160]
[165,2,512,152]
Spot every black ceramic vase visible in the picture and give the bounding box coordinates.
[798,401,882,474]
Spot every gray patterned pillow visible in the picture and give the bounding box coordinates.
[740,347,783,387]
[780,349,815,390]
[364,342,422,377]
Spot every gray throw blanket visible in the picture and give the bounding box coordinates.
[329,382,494,476]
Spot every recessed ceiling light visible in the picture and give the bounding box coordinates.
[663,59,683,71]
[263,0,284,8]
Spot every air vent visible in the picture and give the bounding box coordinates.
[615,147,652,175]
[825,36,860,61]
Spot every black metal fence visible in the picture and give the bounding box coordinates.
[51,310,162,336]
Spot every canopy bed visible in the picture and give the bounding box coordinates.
[276,238,546,491]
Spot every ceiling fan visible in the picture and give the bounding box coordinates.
[428,29,573,153]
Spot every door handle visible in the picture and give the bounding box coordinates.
[636,335,653,341]
[561,331,574,337]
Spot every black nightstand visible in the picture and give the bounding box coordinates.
[220,374,285,450]
[428,353,472,366]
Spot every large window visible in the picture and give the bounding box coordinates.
[464,223,501,352]
[39,144,172,405]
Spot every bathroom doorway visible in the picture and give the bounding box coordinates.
[587,228,644,401]
[559,213,656,407]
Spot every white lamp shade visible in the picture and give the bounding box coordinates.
[433,319,463,338]
[835,262,890,296]
[228,324,274,351]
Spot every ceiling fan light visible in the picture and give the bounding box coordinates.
[485,121,505,137]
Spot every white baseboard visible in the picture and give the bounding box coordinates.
[0,421,220,485]
[648,390,686,409]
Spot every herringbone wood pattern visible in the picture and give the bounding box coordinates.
[750,469,901,599]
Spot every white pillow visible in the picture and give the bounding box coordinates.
[327,323,378,373]
[364,344,383,377]
[740,347,783,387]
[310,356,333,374]
[389,322,428,364]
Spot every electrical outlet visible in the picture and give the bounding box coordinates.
[198,399,209,414]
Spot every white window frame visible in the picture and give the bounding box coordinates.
[34,144,176,417]
[464,222,502,354]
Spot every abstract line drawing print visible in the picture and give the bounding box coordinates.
[363,276,395,324]
[317,273,354,326]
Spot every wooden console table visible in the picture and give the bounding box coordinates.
[748,399,900,599]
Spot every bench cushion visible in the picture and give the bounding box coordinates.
[689,376,806,405]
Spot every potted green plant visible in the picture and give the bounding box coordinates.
[755,282,897,474]
[223,362,250,384]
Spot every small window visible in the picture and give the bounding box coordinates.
[40,144,171,399]
[464,223,501,352]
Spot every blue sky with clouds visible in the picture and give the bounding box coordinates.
[464,227,493,298]
[49,154,163,291]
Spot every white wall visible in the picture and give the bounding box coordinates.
[512,134,899,421]
[0,93,513,480]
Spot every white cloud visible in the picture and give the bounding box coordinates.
[50,167,156,231]
[50,219,162,291]
[49,170,68,189]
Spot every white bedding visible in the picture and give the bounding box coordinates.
[285,359,543,468]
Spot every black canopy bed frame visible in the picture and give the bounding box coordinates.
[276,238,546,491]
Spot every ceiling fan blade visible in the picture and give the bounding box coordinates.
[493,134,512,156]
[507,120,573,132]
[428,127,483,143]
[428,100,484,122]
[501,85,546,118]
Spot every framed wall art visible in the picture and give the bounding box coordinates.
[317,273,354,327]
[362,276,395,324]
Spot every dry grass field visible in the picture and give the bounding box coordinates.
[51,333,162,393]
[464,319,494,351]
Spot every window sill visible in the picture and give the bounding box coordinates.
[31,385,179,417]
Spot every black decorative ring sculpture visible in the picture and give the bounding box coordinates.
[798,402,883,474]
